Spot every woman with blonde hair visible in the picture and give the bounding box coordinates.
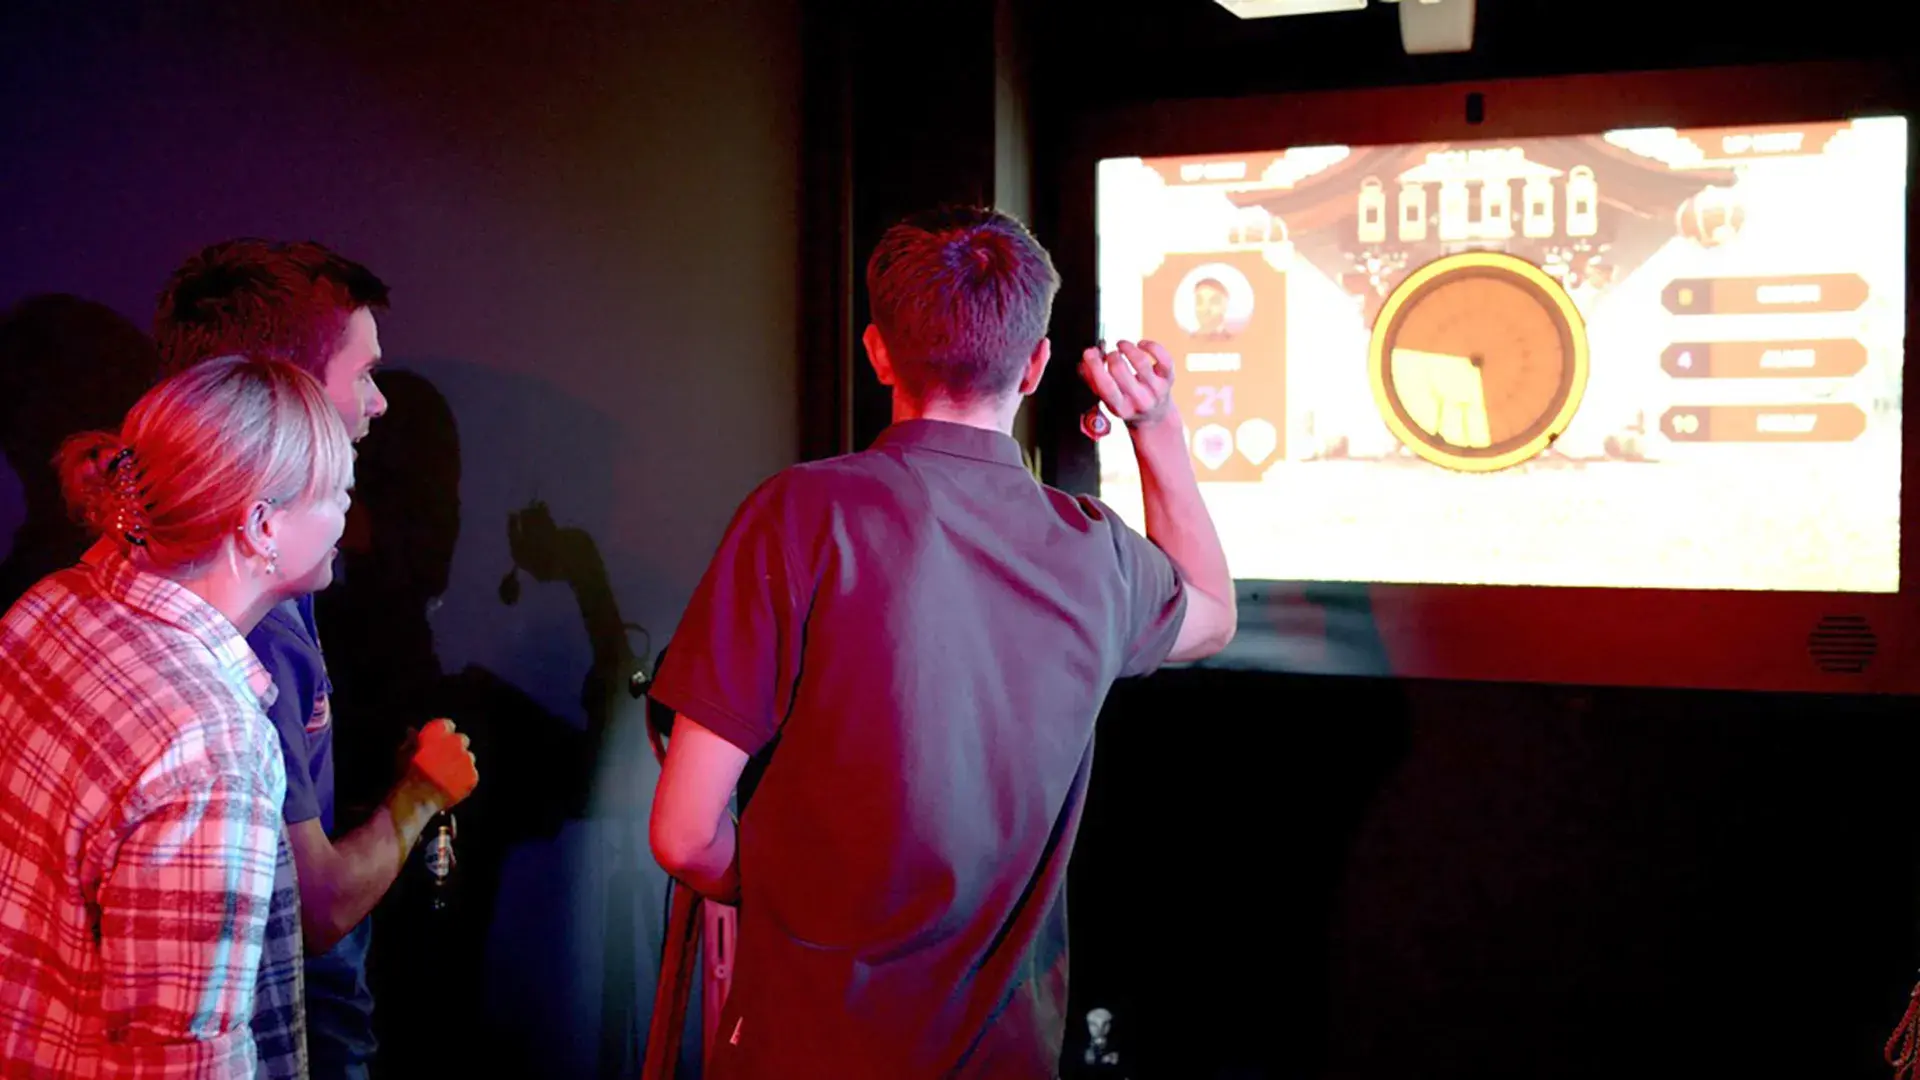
[0,354,355,1078]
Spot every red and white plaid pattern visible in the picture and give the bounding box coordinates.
[0,549,304,1078]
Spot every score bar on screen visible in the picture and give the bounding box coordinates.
[1661,340,1868,379]
[1662,274,1869,316]
[1661,404,1867,443]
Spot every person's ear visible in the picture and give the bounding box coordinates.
[862,324,896,387]
[1016,337,1051,396]
[239,499,282,572]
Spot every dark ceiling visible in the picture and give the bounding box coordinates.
[1031,0,1916,109]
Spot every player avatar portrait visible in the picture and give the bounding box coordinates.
[1174,262,1254,340]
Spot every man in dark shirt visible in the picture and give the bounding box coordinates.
[649,206,1236,1078]
[153,239,482,1080]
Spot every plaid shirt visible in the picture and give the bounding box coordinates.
[0,549,307,1079]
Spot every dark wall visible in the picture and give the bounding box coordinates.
[1073,673,1920,1079]
[0,1,800,1075]
[1013,4,1920,1079]
[817,0,1036,452]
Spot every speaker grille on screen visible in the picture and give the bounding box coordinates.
[1807,615,1877,674]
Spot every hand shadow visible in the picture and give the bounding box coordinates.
[314,369,653,1078]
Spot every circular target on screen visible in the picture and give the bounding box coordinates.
[1173,262,1254,341]
[1367,252,1590,473]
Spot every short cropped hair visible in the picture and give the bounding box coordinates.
[153,238,389,378]
[864,206,1060,405]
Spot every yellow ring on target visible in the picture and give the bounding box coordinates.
[1366,251,1590,474]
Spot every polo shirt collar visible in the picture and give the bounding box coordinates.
[871,419,1030,471]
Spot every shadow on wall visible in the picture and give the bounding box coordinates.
[317,366,697,1078]
[0,293,162,611]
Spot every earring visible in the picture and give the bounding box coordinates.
[266,549,280,576]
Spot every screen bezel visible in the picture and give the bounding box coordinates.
[1040,59,1920,693]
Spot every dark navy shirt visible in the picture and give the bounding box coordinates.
[652,420,1187,1079]
[249,593,377,1076]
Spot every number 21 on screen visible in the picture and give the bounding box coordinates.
[1194,385,1234,417]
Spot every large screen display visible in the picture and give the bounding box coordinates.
[1094,118,1908,592]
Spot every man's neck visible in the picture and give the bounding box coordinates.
[891,390,1018,435]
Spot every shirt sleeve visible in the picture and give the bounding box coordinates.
[246,617,322,826]
[94,763,283,1078]
[650,476,806,758]
[1088,497,1189,679]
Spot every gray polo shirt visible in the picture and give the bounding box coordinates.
[652,418,1186,1078]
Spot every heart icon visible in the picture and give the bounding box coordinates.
[1192,424,1233,471]
[1236,419,1277,465]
